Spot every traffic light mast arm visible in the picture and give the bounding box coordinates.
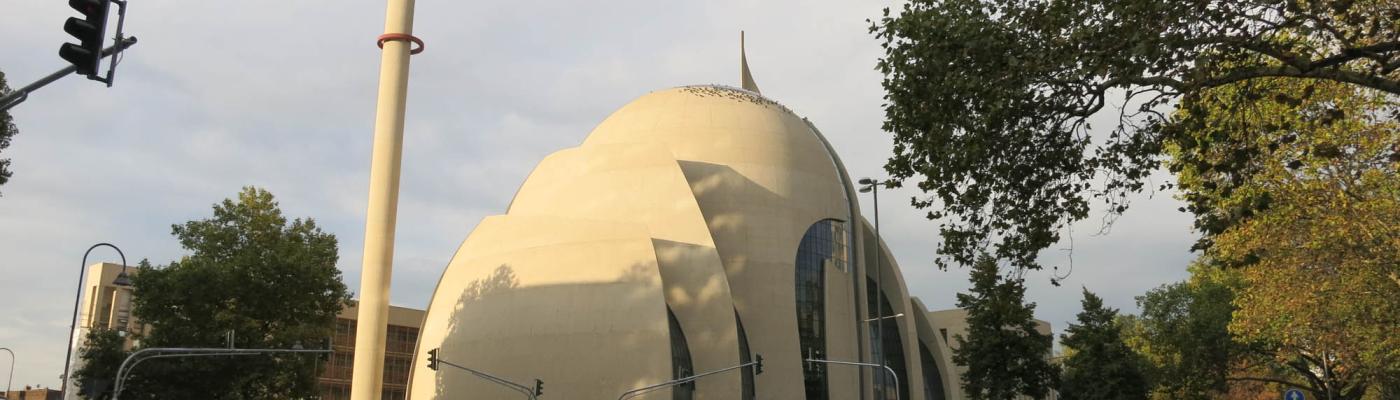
[427,348,541,399]
[616,354,765,400]
[0,36,137,112]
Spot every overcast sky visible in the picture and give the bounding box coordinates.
[0,0,1197,389]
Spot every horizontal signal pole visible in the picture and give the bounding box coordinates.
[0,36,137,112]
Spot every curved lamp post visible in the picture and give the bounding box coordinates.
[62,243,132,396]
[1,347,13,399]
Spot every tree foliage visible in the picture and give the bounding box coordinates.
[869,0,1399,272]
[74,329,129,400]
[0,69,17,193]
[79,187,349,399]
[1060,289,1148,400]
[1168,77,1399,400]
[952,255,1059,400]
[1121,268,1243,400]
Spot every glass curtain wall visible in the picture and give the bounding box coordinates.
[920,343,947,400]
[795,219,847,400]
[868,278,909,400]
[668,308,695,400]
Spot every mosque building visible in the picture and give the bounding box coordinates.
[408,40,1050,400]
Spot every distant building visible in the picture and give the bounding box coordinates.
[65,262,425,400]
[3,386,63,400]
[924,308,1056,400]
[319,302,424,400]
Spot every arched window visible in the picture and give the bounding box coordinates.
[868,278,909,400]
[920,343,947,400]
[668,308,694,400]
[796,219,847,400]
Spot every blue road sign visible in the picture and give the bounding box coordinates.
[1284,388,1306,400]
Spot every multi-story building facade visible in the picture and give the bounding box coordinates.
[67,262,424,400]
[319,302,424,400]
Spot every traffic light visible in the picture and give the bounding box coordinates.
[427,348,440,371]
[754,354,764,375]
[60,0,112,76]
[534,379,544,397]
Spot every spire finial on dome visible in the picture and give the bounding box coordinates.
[741,31,761,93]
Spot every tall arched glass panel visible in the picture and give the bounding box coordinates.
[795,219,847,400]
[868,278,909,400]
[736,310,755,400]
[668,308,694,400]
[920,343,947,400]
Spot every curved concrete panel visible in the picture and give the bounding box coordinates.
[505,142,743,398]
[410,216,673,400]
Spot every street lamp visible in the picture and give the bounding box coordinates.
[1,347,13,400]
[63,243,132,396]
[858,177,893,399]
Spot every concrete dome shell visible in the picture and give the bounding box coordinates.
[582,86,865,399]
[582,86,850,222]
[412,85,875,400]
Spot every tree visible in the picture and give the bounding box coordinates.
[1059,289,1148,400]
[952,255,1058,400]
[78,187,349,399]
[868,0,1399,272]
[74,329,129,400]
[1121,270,1241,400]
[1171,78,1399,400]
[0,69,17,193]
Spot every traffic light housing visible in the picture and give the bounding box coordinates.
[427,348,440,371]
[60,0,112,76]
[754,354,764,375]
[534,379,544,397]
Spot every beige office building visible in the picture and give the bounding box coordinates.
[409,55,1050,400]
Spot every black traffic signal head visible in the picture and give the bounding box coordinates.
[534,379,543,396]
[59,0,112,76]
[427,348,440,371]
[754,354,764,375]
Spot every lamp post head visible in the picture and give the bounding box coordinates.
[111,271,133,287]
[858,177,876,185]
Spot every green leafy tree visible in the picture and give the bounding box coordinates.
[1122,270,1241,400]
[1059,289,1148,400]
[868,0,1399,272]
[74,329,129,400]
[81,187,349,399]
[952,255,1059,400]
[0,69,18,192]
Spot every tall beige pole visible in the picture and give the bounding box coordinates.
[351,0,417,399]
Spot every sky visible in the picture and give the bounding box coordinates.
[1,0,1198,390]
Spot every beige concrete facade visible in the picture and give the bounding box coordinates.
[64,263,141,399]
[410,80,1050,399]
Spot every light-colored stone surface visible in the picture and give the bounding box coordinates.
[410,216,673,400]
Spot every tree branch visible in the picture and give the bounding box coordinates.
[1196,65,1400,95]
[1226,376,1313,389]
